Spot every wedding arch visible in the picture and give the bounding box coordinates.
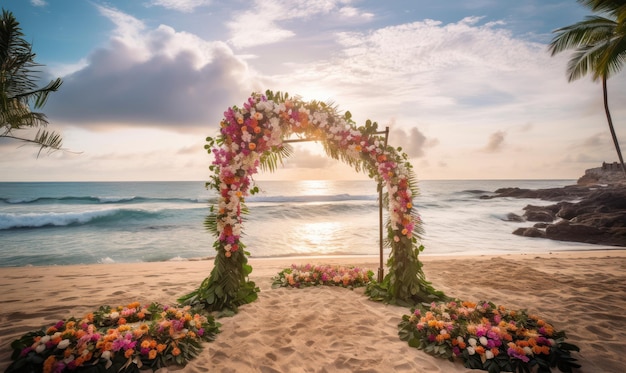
[178,90,445,313]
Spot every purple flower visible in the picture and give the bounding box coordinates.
[20,347,33,357]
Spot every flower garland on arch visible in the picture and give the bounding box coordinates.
[178,90,445,313]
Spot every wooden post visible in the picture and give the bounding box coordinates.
[377,126,389,282]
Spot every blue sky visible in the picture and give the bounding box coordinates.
[1,0,625,181]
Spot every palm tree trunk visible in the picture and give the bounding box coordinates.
[602,75,626,176]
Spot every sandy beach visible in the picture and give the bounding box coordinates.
[1,250,625,372]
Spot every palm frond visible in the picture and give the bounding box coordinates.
[259,144,293,173]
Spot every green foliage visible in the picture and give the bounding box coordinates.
[0,8,64,155]
[178,249,259,315]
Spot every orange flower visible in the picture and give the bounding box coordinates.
[172,347,181,356]
[118,317,127,325]
[254,126,261,134]
[157,344,167,353]
[406,202,412,209]
[475,346,486,355]
[124,349,134,359]
[43,356,57,373]
[249,142,256,150]
[148,349,157,360]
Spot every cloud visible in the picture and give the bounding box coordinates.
[226,0,374,49]
[147,0,212,13]
[283,147,334,169]
[390,126,435,158]
[46,5,261,130]
[481,131,506,153]
[30,0,47,7]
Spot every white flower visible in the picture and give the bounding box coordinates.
[110,311,119,319]
[457,336,464,344]
[468,338,477,347]
[479,336,488,346]
[467,346,476,355]
[485,350,494,359]
[35,344,46,354]
[57,339,71,349]
[101,350,111,360]
[40,335,50,344]
[523,346,533,356]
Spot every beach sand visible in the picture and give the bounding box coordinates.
[1,250,625,372]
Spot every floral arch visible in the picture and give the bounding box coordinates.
[179,90,445,313]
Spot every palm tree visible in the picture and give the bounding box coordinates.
[548,0,626,175]
[0,9,63,156]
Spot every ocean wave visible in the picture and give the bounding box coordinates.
[0,208,162,230]
[245,200,378,221]
[0,196,210,205]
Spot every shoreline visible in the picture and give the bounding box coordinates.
[1,249,625,372]
[3,246,625,269]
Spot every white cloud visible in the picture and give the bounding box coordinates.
[147,0,212,13]
[30,0,47,7]
[227,0,373,49]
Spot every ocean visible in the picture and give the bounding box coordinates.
[0,179,613,267]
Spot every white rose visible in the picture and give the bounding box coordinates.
[40,335,51,344]
[101,351,111,360]
[523,347,533,356]
[485,350,494,359]
[57,339,71,349]
[467,346,476,355]
[468,338,477,347]
[479,336,488,346]
[110,312,119,319]
[35,344,46,354]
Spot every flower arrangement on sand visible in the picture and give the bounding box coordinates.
[6,302,221,373]
[398,300,580,373]
[272,264,374,289]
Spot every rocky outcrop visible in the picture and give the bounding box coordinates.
[578,162,626,185]
[488,166,626,246]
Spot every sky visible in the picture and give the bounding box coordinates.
[2,0,626,181]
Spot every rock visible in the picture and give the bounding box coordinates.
[577,162,626,185]
[492,164,626,246]
[522,205,556,222]
[512,227,545,238]
[503,213,524,222]
[545,222,603,243]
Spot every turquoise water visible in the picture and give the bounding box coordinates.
[0,179,611,267]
